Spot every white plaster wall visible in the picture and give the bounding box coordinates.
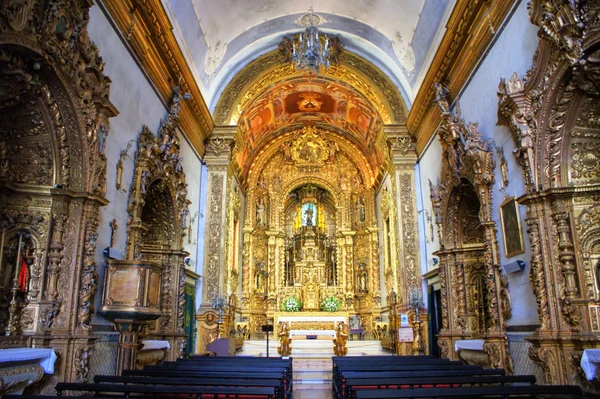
[416,137,444,275]
[88,4,203,325]
[178,132,202,266]
[416,0,540,327]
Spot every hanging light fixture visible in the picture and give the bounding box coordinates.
[279,0,343,74]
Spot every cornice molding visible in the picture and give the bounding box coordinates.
[99,0,214,156]
[407,0,518,154]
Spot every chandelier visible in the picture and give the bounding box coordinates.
[279,1,343,74]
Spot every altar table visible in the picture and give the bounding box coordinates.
[581,349,600,381]
[274,312,348,338]
[0,348,56,395]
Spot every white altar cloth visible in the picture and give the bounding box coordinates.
[141,340,171,350]
[454,339,485,352]
[290,329,336,338]
[277,315,347,323]
[581,349,600,380]
[0,348,57,374]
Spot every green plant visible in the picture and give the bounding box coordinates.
[321,296,341,312]
[282,296,302,312]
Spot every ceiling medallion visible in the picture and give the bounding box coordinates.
[297,92,323,111]
[278,1,343,75]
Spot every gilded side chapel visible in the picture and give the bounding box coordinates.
[0,0,600,395]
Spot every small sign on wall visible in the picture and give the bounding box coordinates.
[398,327,414,342]
[400,314,409,327]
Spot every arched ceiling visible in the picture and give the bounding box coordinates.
[164,0,452,109]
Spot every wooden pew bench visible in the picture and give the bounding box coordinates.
[55,382,277,399]
[343,375,536,399]
[352,384,583,398]
[94,375,287,399]
[124,369,291,397]
[334,368,506,399]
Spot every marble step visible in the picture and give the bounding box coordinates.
[293,358,332,384]
[239,339,389,358]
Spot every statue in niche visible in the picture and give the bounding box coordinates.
[281,141,292,162]
[328,140,339,161]
[303,203,315,227]
[256,197,266,226]
[355,197,366,223]
[357,263,368,293]
[255,262,267,292]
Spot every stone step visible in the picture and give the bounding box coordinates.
[293,358,332,385]
[239,340,389,358]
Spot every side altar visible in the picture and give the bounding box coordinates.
[274,311,348,338]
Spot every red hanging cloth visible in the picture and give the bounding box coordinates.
[18,257,28,292]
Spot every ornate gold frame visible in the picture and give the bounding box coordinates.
[499,197,524,258]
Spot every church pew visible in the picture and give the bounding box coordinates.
[333,368,506,398]
[125,367,292,395]
[147,361,292,378]
[343,375,536,399]
[93,375,287,399]
[352,384,583,398]
[332,363,484,391]
[55,382,277,399]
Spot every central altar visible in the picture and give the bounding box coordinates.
[274,311,348,338]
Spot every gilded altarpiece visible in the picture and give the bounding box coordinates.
[430,84,513,372]
[123,89,192,361]
[234,125,384,334]
[497,0,600,388]
[0,0,117,391]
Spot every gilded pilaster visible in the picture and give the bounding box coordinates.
[201,127,235,304]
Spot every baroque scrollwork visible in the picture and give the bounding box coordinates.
[0,0,116,390]
[431,82,511,371]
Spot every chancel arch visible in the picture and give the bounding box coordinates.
[197,40,423,356]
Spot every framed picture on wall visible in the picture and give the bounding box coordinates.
[500,196,525,257]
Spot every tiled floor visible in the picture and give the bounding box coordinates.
[293,383,334,399]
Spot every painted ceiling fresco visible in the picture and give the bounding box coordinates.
[238,79,383,155]
[164,0,451,107]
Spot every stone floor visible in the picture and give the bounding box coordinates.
[293,383,333,399]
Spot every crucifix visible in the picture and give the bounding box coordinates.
[109,219,118,248]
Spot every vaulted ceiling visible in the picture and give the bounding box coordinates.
[163,0,453,111]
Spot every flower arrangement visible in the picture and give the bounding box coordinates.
[282,296,302,312]
[321,296,341,312]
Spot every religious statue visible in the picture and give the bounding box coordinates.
[304,204,314,226]
[255,262,267,292]
[256,198,266,226]
[433,82,450,114]
[333,321,348,356]
[357,263,368,293]
[355,197,366,223]
[109,219,118,248]
[277,322,292,357]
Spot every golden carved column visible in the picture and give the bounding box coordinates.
[342,232,355,299]
[386,126,422,309]
[241,227,253,299]
[200,127,234,305]
[368,227,381,303]
[266,231,278,300]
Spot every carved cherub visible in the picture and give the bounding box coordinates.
[433,82,450,114]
